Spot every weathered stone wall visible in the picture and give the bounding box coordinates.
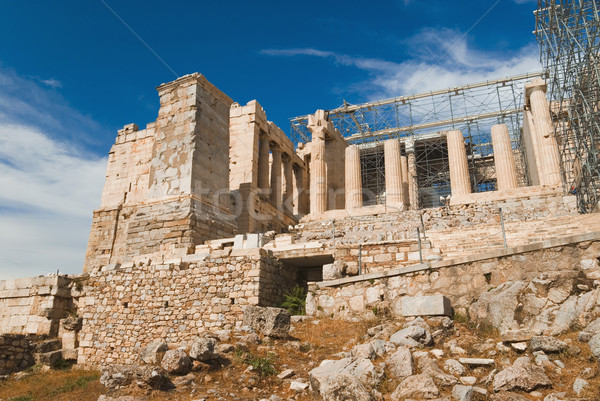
[77,249,297,367]
[0,276,75,336]
[84,74,237,272]
[85,197,236,272]
[0,335,36,374]
[332,239,438,275]
[308,237,600,319]
[298,192,577,245]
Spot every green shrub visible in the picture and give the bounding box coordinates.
[281,286,306,315]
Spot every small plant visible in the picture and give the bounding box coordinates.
[236,351,277,380]
[247,354,277,379]
[453,311,469,324]
[368,279,375,284]
[281,286,306,315]
[371,306,379,316]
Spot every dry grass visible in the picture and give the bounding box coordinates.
[3,317,600,400]
[0,368,103,401]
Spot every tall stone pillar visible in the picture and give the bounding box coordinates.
[491,124,518,190]
[282,154,294,214]
[270,144,282,208]
[345,145,362,209]
[293,165,305,215]
[406,139,419,210]
[528,81,562,186]
[310,135,327,214]
[447,130,471,196]
[401,155,409,207]
[384,139,404,209]
[257,133,270,192]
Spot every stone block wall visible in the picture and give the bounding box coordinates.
[0,335,36,374]
[0,276,75,336]
[298,193,577,245]
[307,238,600,319]
[84,74,237,272]
[77,249,297,367]
[85,197,236,272]
[332,240,438,275]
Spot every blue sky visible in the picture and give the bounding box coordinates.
[0,0,540,278]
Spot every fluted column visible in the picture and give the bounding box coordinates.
[447,130,471,196]
[529,83,562,186]
[270,144,282,207]
[310,134,327,214]
[401,155,410,207]
[293,165,305,215]
[282,154,293,213]
[406,139,419,210]
[257,133,270,191]
[491,124,518,190]
[345,145,362,209]
[384,139,404,209]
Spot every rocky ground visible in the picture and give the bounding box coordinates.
[3,266,600,401]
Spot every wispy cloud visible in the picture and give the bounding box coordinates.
[0,69,107,279]
[39,78,62,89]
[261,27,542,100]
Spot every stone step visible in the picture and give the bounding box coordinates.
[32,338,61,354]
[34,349,63,366]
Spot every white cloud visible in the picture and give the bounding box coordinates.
[262,28,542,100]
[0,70,107,279]
[39,78,62,89]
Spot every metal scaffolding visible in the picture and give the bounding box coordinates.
[535,0,600,213]
[290,72,542,208]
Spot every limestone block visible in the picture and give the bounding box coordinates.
[401,295,452,317]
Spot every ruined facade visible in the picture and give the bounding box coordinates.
[0,70,592,370]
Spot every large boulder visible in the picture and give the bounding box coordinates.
[389,319,432,348]
[469,271,600,336]
[416,355,458,386]
[492,357,552,392]
[309,357,382,401]
[139,341,168,364]
[386,346,413,379]
[189,337,219,361]
[390,374,439,400]
[243,306,291,338]
[160,349,192,375]
[100,365,170,390]
[530,336,567,353]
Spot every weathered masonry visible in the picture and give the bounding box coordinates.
[0,69,594,369]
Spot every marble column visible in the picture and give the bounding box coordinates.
[406,139,419,210]
[529,82,562,186]
[293,165,305,215]
[447,130,471,196]
[282,154,293,214]
[401,155,409,207]
[345,145,362,209]
[310,133,327,214]
[257,133,270,192]
[491,124,518,190]
[270,144,282,207]
[384,139,404,209]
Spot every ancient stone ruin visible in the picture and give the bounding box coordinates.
[3,70,600,400]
